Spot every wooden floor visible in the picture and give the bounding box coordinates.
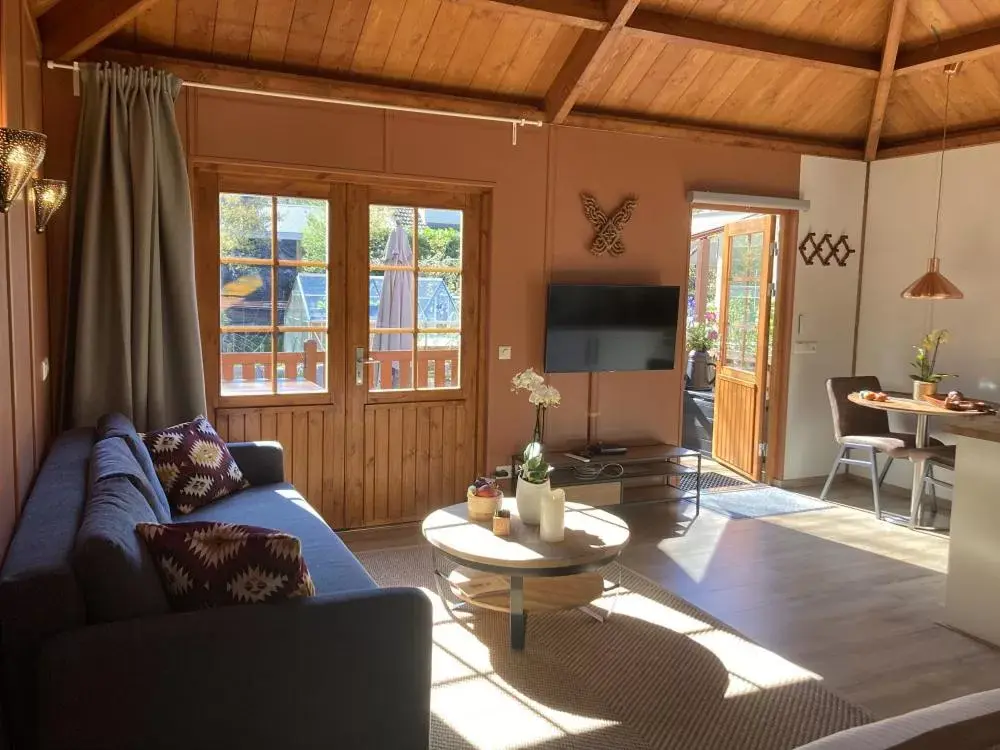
[343,483,1000,722]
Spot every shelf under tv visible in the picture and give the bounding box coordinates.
[510,443,701,514]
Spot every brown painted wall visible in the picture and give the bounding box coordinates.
[0,1,51,554]
[43,74,799,475]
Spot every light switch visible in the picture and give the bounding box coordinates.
[792,341,818,355]
[498,346,512,360]
[41,358,49,381]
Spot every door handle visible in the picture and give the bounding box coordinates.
[355,347,379,385]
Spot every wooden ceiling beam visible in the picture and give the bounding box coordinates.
[895,26,1000,75]
[565,111,865,159]
[39,0,164,61]
[544,0,640,123]
[877,122,1000,159]
[865,0,909,161]
[627,10,881,77]
[444,0,607,29]
[91,48,865,160]
[95,49,547,122]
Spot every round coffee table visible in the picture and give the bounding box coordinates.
[421,499,630,650]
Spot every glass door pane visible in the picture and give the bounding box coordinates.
[722,230,764,372]
[368,204,463,392]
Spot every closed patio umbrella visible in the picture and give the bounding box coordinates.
[371,222,414,388]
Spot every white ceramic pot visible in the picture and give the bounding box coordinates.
[515,477,550,525]
[912,380,936,401]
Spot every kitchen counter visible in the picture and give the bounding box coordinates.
[946,417,1000,443]
[942,421,1000,646]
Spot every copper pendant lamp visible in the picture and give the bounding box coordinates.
[901,63,964,300]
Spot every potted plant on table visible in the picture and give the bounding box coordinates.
[910,329,951,401]
[511,368,560,525]
[686,312,718,391]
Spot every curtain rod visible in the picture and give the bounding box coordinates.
[45,60,544,145]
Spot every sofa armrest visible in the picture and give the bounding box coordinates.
[796,688,1000,749]
[38,587,432,750]
[227,441,285,485]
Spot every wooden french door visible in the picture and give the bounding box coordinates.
[712,216,776,480]
[344,186,484,527]
[199,170,485,530]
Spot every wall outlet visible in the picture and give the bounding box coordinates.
[495,465,512,479]
[792,341,818,355]
[498,346,512,360]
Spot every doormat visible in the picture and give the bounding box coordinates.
[678,471,750,493]
[695,487,834,520]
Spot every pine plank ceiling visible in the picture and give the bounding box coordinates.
[30,0,1000,160]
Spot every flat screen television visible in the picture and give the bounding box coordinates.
[544,284,680,373]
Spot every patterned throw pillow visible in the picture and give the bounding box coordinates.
[136,522,316,611]
[141,416,249,514]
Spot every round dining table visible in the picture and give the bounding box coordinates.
[848,392,987,527]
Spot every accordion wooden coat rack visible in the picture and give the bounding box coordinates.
[798,232,856,267]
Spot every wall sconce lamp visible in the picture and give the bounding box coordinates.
[0,128,47,213]
[32,179,68,233]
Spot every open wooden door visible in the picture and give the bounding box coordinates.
[712,216,776,480]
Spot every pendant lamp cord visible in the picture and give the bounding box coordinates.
[932,68,954,261]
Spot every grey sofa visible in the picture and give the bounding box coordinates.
[0,414,432,750]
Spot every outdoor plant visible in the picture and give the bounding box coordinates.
[686,311,719,353]
[910,329,952,383]
[511,368,561,484]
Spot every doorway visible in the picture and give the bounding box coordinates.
[682,208,790,483]
[197,169,487,529]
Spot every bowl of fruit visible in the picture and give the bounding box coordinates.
[467,477,503,522]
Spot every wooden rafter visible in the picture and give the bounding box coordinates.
[565,112,864,159]
[446,0,606,29]
[40,0,164,60]
[96,50,545,121]
[447,0,881,77]
[865,0,909,161]
[544,0,640,123]
[878,121,1000,159]
[628,10,880,78]
[895,25,1000,75]
[92,49,865,160]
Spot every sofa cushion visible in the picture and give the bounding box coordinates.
[180,485,376,595]
[142,416,249,514]
[92,436,171,523]
[73,476,170,623]
[96,412,171,522]
[136,522,316,611]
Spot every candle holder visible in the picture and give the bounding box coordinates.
[492,508,511,537]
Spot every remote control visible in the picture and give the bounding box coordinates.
[563,452,591,463]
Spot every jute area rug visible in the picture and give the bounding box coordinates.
[357,545,871,750]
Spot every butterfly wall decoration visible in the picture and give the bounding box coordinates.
[581,193,638,257]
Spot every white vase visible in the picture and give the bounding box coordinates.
[515,478,550,525]
[540,488,566,542]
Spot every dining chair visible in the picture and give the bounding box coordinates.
[820,376,943,520]
[915,444,956,521]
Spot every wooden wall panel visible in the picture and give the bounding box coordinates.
[0,0,52,557]
[363,400,472,526]
[215,404,348,528]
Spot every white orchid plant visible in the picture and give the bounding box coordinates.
[511,368,561,485]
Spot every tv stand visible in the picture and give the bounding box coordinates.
[511,443,701,513]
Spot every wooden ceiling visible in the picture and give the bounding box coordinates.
[29,0,1000,159]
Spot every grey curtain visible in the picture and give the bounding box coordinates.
[62,62,206,431]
